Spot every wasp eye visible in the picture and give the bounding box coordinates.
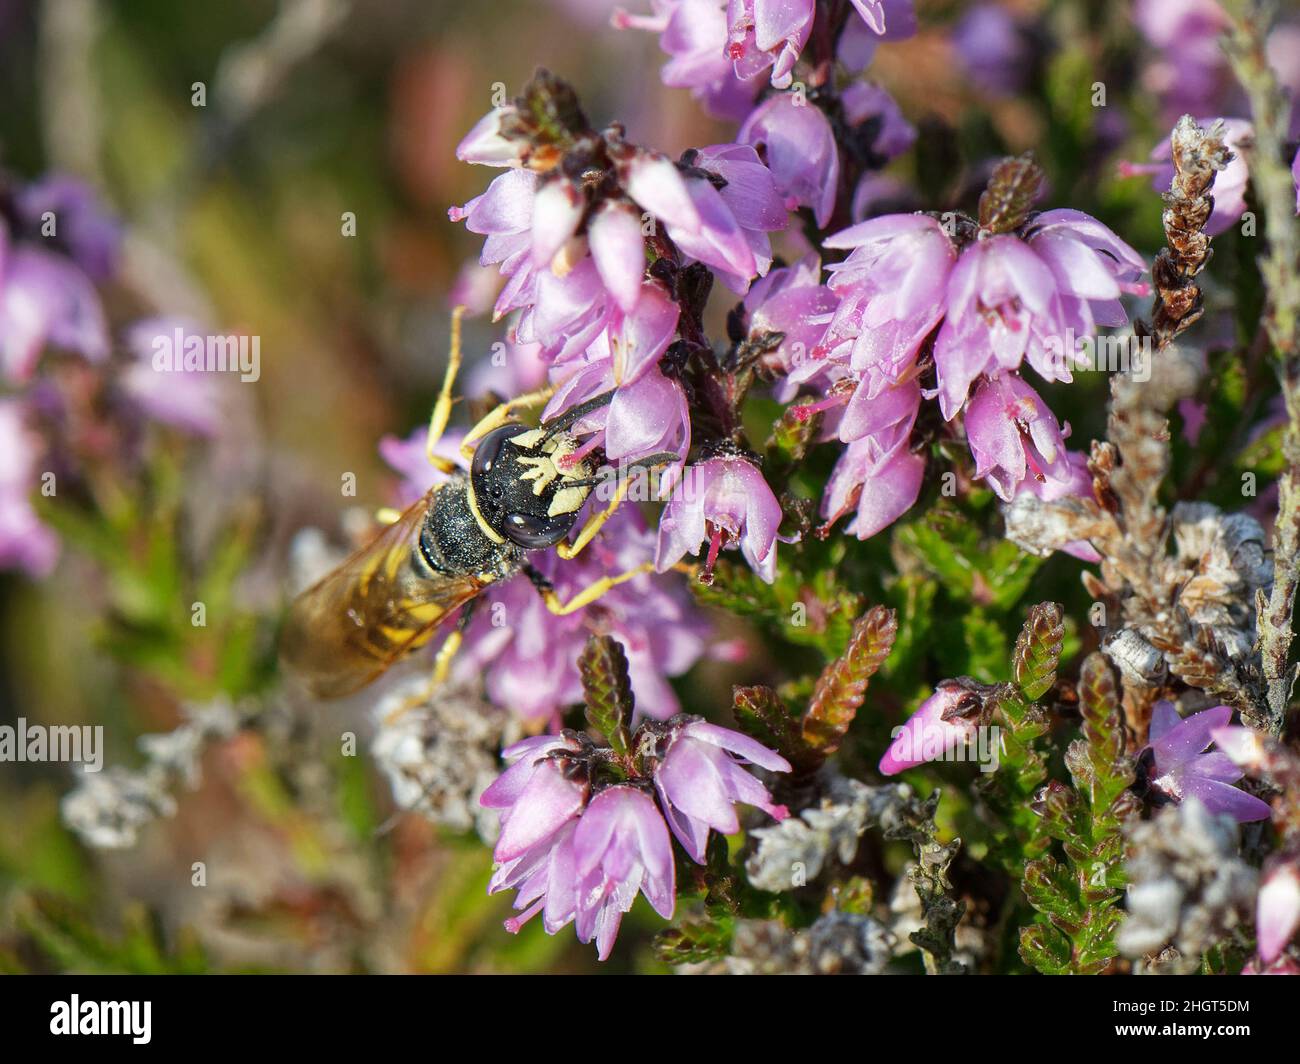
[471,423,528,480]
[501,511,576,549]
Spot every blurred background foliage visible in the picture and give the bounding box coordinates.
[0,0,1273,972]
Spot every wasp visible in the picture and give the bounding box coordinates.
[280,308,678,700]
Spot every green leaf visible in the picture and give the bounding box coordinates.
[577,635,633,756]
[654,917,734,965]
[731,685,802,766]
[1012,602,1064,701]
[1019,922,1073,975]
[978,154,1046,234]
[801,606,897,757]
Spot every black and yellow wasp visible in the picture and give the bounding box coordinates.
[280,308,678,699]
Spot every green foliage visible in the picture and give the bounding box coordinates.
[975,603,1063,874]
[692,552,864,658]
[1018,654,1139,974]
[4,894,211,975]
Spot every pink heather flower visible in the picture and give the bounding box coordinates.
[879,683,978,776]
[935,215,1145,417]
[1257,858,1300,965]
[836,0,919,73]
[742,253,837,393]
[964,373,1070,502]
[952,3,1032,97]
[453,133,781,355]
[819,214,955,401]
[546,355,692,471]
[481,734,590,862]
[487,819,580,942]
[447,259,503,317]
[1121,118,1251,237]
[0,398,59,577]
[851,0,915,38]
[793,202,1141,535]
[821,418,925,539]
[1135,0,1233,122]
[120,319,225,437]
[539,278,692,469]
[840,82,916,160]
[651,717,791,861]
[1008,450,1103,562]
[817,209,1145,424]
[739,93,839,228]
[725,0,814,90]
[614,0,762,120]
[1142,703,1272,823]
[535,785,675,959]
[655,453,783,583]
[0,238,110,383]
[14,175,122,282]
[456,108,531,168]
[680,143,788,291]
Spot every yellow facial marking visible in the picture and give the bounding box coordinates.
[464,478,506,544]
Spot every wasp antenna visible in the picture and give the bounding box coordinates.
[538,388,618,441]
[618,451,683,472]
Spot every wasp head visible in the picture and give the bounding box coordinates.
[469,423,596,549]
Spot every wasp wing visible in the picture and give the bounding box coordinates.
[280,487,487,699]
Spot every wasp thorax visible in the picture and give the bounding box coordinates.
[469,423,594,549]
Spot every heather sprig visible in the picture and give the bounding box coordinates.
[1019,654,1139,975]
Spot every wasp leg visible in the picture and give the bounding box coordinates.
[556,451,681,560]
[526,559,652,616]
[425,305,468,474]
[458,385,556,460]
[381,599,479,725]
[555,474,632,560]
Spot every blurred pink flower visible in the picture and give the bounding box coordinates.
[0,399,59,577]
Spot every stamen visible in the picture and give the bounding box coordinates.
[700,523,725,585]
[504,898,545,934]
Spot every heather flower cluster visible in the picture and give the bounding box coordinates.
[1,172,116,576]
[481,711,789,958]
[773,160,1148,539]
[0,171,227,579]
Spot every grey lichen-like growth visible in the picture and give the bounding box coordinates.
[1004,469,1275,730]
[62,697,240,849]
[371,676,520,843]
[746,772,966,974]
[745,773,916,892]
[1117,798,1258,973]
[724,912,896,975]
[1223,1,1300,732]
[61,767,180,850]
